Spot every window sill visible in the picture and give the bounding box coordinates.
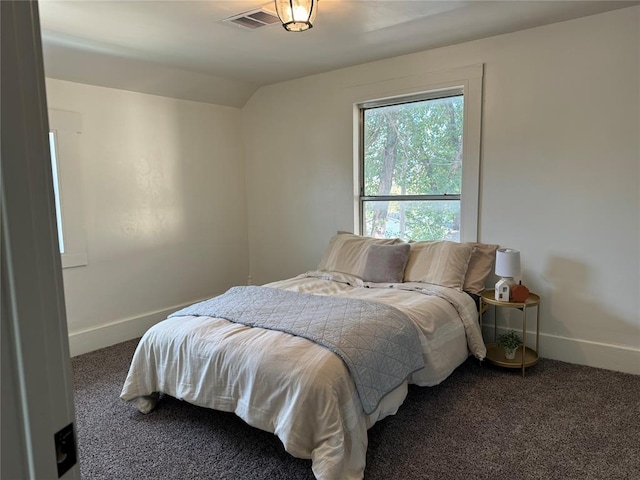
[61,253,88,269]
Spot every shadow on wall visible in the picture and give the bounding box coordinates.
[541,254,631,369]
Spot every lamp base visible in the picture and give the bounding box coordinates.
[495,277,516,301]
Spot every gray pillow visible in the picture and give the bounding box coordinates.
[362,243,411,283]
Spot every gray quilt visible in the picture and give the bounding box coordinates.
[169,286,425,414]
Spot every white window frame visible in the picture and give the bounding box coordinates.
[354,64,483,242]
[48,109,88,268]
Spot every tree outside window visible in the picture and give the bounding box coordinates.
[361,93,464,241]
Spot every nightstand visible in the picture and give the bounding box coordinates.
[479,289,541,377]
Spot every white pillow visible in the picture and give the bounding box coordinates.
[404,241,474,290]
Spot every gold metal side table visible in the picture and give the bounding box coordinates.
[479,289,541,377]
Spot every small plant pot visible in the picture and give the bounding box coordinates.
[497,330,523,360]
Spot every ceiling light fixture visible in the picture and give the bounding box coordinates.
[274,0,317,32]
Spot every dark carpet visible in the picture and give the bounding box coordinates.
[72,338,640,479]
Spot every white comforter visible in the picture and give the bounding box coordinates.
[120,272,486,479]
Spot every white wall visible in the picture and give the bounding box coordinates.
[243,7,640,373]
[46,79,249,355]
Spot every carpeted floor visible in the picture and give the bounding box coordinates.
[72,339,640,479]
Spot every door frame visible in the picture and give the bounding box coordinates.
[1,1,80,478]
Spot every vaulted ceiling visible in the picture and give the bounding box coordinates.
[39,0,637,107]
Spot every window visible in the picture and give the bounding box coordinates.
[48,131,65,252]
[357,66,482,243]
[360,91,465,241]
[48,109,87,268]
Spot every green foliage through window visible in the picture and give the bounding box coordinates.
[361,94,464,241]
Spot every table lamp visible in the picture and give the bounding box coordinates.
[495,248,521,301]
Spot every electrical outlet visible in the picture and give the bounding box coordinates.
[54,423,77,478]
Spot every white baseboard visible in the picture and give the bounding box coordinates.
[68,298,208,357]
[482,326,640,375]
[70,306,639,375]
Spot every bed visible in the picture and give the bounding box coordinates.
[121,234,497,479]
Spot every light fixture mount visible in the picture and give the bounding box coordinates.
[275,0,318,32]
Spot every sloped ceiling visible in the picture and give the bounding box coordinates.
[39,0,638,107]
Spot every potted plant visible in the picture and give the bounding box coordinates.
[497,330,522,360]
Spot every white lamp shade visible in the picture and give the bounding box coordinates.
[495,248,521,278]
[275,0,318,31]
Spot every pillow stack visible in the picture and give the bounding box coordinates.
[317,233,402,279]
[318,233,499,294]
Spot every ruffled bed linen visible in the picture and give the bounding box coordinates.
[120,271,486,480]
